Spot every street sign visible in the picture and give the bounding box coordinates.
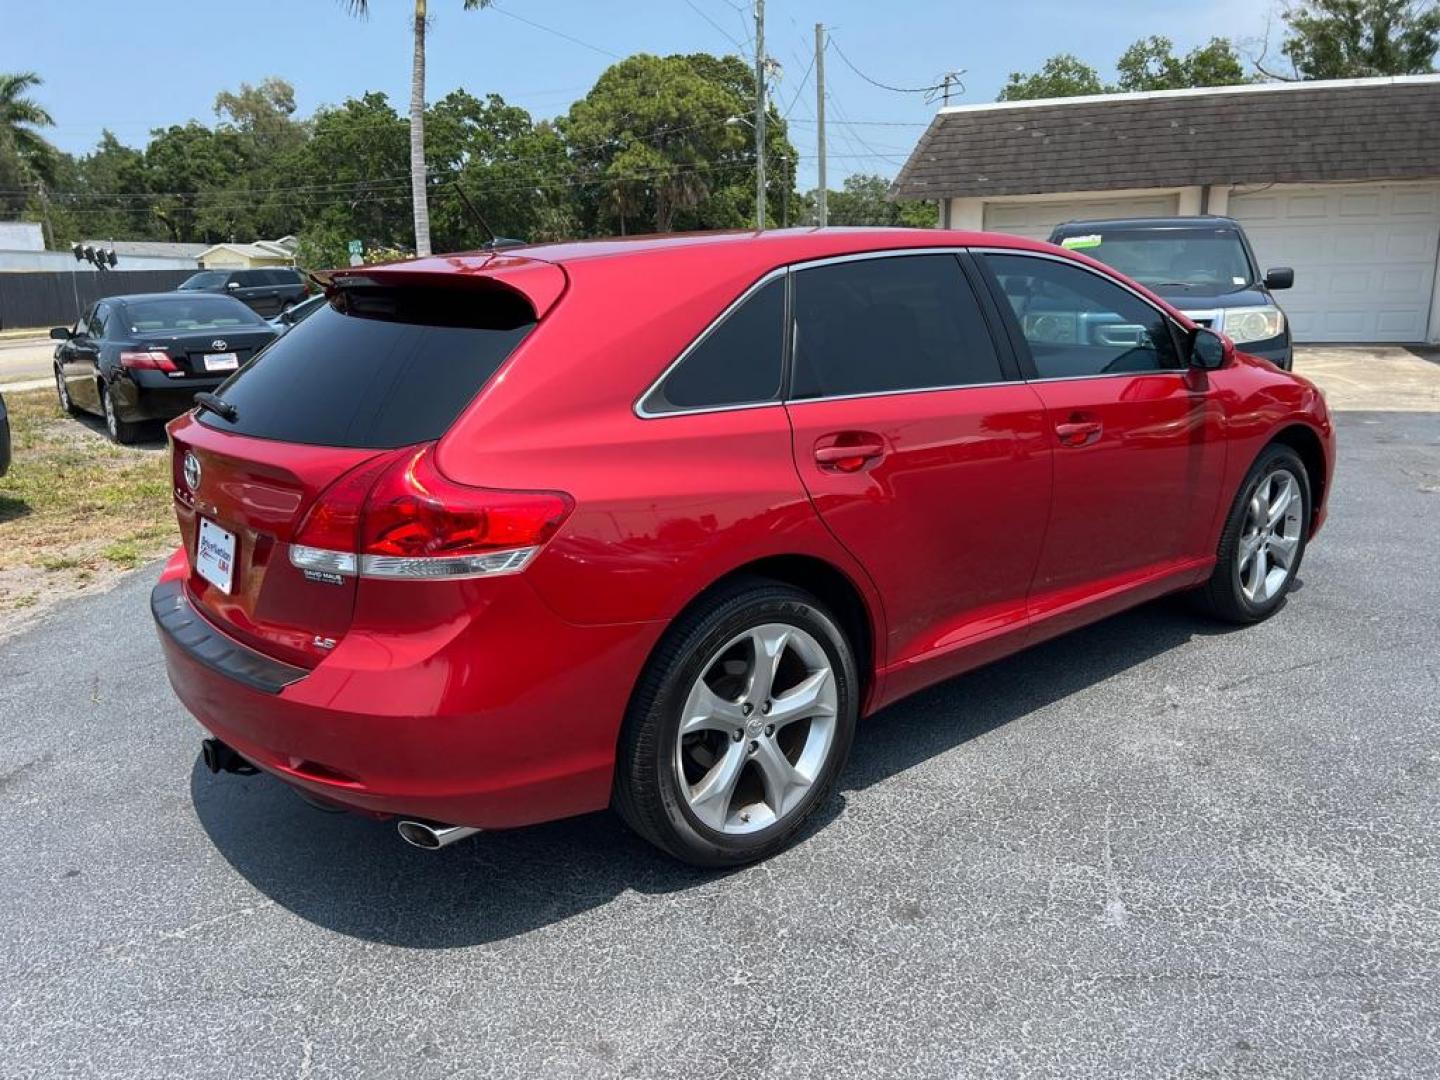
[347,240,363,256]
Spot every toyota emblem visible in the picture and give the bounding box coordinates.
[183,452,202,493]
[211,339,228,351]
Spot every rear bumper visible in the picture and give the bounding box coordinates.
[114,374,227,422]
[151,550,663,829]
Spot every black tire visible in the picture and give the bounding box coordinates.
[614,577,859,867]
[100,382,138,445]
[1193,443,1310,624]
[54,366,78,416]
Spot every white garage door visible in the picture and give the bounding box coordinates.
[983,194,1181,241]
[1231,183,1440,343]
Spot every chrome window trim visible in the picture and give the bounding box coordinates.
[973,246,1193,382]
[634,266,789,419]
[633,244,1197,418]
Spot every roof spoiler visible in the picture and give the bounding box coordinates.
[305,255,567,319]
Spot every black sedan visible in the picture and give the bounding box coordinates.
[52,293,276,443]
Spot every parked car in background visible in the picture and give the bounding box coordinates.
[0,390,10,477]
[1048,216,1295,370]
[268,292,326,339]
[177,267,309,318]
[52,293,276,443]
[153,229,1333,867]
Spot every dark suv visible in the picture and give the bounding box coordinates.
[177,268,309,318]
[1047,216,1294,370]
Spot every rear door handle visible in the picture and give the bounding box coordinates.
[1055,419,1103,447]
[814,436,885,472]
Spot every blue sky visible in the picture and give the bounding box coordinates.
[1,0,1274,189]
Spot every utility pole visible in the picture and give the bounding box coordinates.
[815,23,827,227]
[753,0,766,231]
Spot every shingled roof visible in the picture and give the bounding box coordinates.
[891,74,1440,201]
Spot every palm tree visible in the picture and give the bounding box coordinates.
[0,72,58,244]
[344,0,493,258]
[0,72,56,180]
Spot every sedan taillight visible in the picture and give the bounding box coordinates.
[119,349,178,372]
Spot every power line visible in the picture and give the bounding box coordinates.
[681,0,748,53]
[489,4,622,60]
[827,36,946,95]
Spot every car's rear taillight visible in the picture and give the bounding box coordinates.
[289,443,572,580]
[120,349,178,372]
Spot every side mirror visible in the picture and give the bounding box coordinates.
[49,326,72,341]
[1189,327,1231,371]
[1264,267,1294,290]
[225,280,241,290]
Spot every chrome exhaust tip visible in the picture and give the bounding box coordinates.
[396,820,481,850]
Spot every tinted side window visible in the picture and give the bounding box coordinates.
[983,254,1180,378]
[791,255,1003,399]
[92,303,112,339]
[644,277,784,413]
[235,271,265,287]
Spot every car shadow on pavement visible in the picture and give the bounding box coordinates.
[191,593,1249,949]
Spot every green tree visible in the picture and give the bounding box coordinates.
[0,72,57,184]
[142,122,247,241]
[563,52,796,234]
[817,174,934,228]
[1115,36,1250,91]
[283,92,411,265]
[213,77,307,159]
[998,55,1106,100]
[1276,0,1440,79]
[424,90,576,248]
[59,132,153,243]
[0,72,59,232]
[342,0,494,258]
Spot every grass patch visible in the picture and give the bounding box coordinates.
[0,389,177,616]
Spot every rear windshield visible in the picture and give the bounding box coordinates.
[197,285,535,448]
[122,297,267,333]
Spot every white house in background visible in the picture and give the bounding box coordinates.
[892,74,1440,344]
[197,236,299,270]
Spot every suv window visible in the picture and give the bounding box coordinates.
[198,285,535,448]
[791,254,1003,399]
[644,276,785,414]
[265,268,301,285]
[235,270,267,287]
[983,253,1180,378]
[178,271,229,291]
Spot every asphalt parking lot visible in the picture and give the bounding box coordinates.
[3,402,1439,1078]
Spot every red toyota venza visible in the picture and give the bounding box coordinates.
[152,229,1334,866]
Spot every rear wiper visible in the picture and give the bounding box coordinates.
[194,392,237,422]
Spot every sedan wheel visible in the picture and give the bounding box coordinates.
[54,368,76,415]
[100,383,137,445]
[615,578,858,866]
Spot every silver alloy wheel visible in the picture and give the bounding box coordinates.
[675,623,839,835]
[1238,468,1303,604]
[102,385,118,438]
[55,368,70,411]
